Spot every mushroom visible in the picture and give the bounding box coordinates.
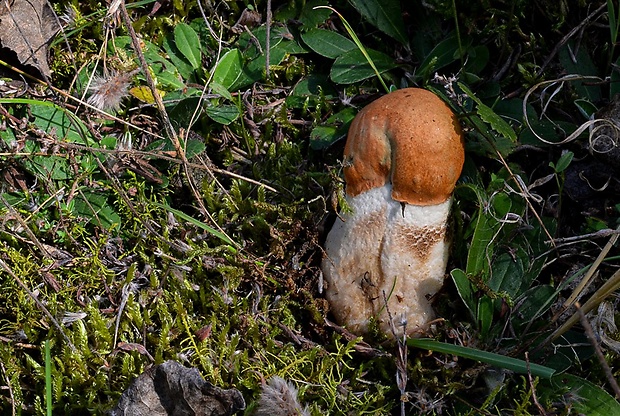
[322,88,464,338]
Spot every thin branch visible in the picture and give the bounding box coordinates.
[576,302,620,399]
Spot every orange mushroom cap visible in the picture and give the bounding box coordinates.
[343,88,465,206]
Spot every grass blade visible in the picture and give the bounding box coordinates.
[408,338,555,379]
[45,340,52,416]
[151,201,236,248]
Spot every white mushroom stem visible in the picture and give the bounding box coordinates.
[324,185,451,337]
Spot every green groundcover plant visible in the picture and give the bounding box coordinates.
[1,0,620,414]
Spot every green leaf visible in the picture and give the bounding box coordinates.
[417,34,462,80]
[209,81,234,102]
[511,285,557,329]
[151,201,235,247]
[574,98,598,119]
[301,29,356,59]
[489,252,525,298]
[477,297,494,338]
[551,151,574,174]
[185,139,205,158]
[298,0,331,29]
[212,49,243,91]
[162,34,195,81]
[349,0,408,45]
[466,203,497,277]
[330,48,397,84]
[559,40,601,102]
[73,191,121,230]
[408,339,556,379]
[174,23,202,69]
[550,374,620,415]
[477,102,518,142]
[450,268,476,321]
[205,104,240,125]
[309,107,357,149]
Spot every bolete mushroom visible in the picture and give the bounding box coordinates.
[322,88,464,338]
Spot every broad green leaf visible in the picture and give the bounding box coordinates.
[309,107,356,149]
[212,49,243,91]
[298,0,331,29]
[408,339,555,379]
[174,23,202,69]
[551,374,620,415]
[330,48,396,84]
[162,34,195,81]
[185,139,205,158]
[301,29,356,59]
[156,70,186,90]
[477,296,494,338]
[450,268,476,320]
[511,285,556,329]
[489,253,519,295]
[417,34,462,80]
[574,98,597,119]
[73,191,121,230]
[349,0,408,45]
[209,81,234,102]
[205,104,240,125]
[466,204,497,277]
[287,74,336,109]
[477,102,518,142]
[551,151,574,174]
[310,126,339,150]
[559,40,601,102]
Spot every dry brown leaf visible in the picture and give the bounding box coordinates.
[111,360,246,416]
[0,0,61,77]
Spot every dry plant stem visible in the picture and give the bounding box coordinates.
[118,1,177,146]
[384,291,407,416]
[0,195,52,259]
[576,302,620,399]
[525,352,546,416]
[0,143,277,193]
[535,3,606,77]
[0,361,16,416]
[552,224,620,323]
[93,157,187,253]
[547,268,620,344]
[0,258,76,352]
[550,228,620,244]
[494,149,555,247]
[118,1,236,247]
[265,0,271,78]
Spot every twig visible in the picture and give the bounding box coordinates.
[383,290,408,416]
[0,195,52,259]
[576,302,620,399]
[0,259,76,352]
[552,224,620,323]
[535,3,607,77]
[118,0,237,248]
[524,352,546,416]
[549,228,620,244]
[546,268,620,345]
[0,361,16,416]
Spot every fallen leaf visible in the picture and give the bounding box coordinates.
[0,0,61,77]
[111,360,246,416]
